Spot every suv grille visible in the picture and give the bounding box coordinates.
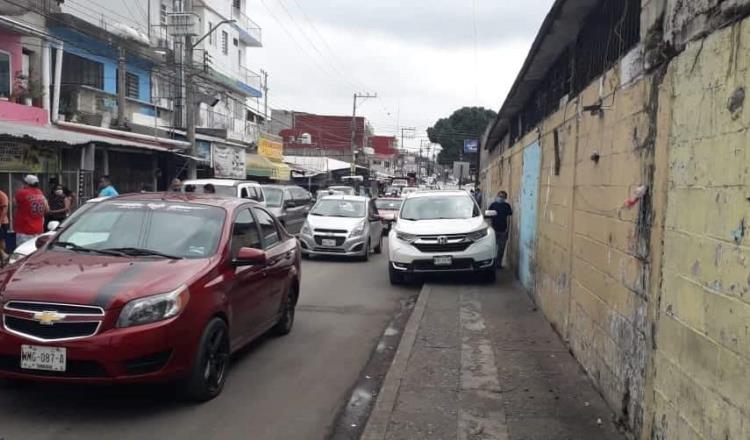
[314,236,346,246]
[413,242,472,253]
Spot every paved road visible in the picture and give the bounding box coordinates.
[0,242,417,440]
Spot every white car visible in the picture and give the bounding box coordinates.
[400,187,420,197]
[9,197,106,264]
[298,195,383,261]
[388,191,497,284]
[182,179,266,205]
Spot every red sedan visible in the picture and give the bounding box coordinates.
[0,193,301,401]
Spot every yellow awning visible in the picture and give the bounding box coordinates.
[246,154,274,177]
[270,161,291,181]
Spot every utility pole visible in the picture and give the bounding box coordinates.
[116,47,127,127]
[399,127,415,176]
[184,0,197,179]
[350,92,377,175]
[261,69,269,121]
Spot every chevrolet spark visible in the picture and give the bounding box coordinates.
[0,194,301,401]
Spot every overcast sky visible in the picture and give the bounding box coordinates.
[244,0,555,150]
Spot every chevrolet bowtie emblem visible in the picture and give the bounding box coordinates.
[33,311,66,326]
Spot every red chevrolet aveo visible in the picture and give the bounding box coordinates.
[0,193,301,401]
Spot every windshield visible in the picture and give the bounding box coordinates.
[54,201,226,259]
[400,195,479,220]
[264,188,284,207]
[183,183,236,197]
[375,199,403,210]
[310,199,365,218]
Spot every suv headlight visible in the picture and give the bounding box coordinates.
[396,231,417,243]
[349,220,367,238]
[466,227,489,242]
[116,286,190,328]
[300,221,312,236]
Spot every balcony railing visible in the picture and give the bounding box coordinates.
[231,7,262,46]
[198,107,260,142]
[238,66,262,94]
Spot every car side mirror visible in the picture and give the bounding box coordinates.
[47,220,61,231]
[35,235,52,249]
[484,210,498,218]
[233,247,267,266]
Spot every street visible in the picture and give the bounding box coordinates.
[0,242,418,440]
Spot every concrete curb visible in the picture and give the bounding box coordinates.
[360,284,432,440]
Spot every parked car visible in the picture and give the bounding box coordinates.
[400,187,420,197]
[182,179,266,205]
[9,197,107,264]
[298,195,383,261]
[388,191,497,284]
[327,186,356,196]
[0,193,301,401]
[374,197,403,233]
[263,185,314,235]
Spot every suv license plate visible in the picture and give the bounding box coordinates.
[322,239,337,247]
[21,345,66,372]
[433,256,453,266]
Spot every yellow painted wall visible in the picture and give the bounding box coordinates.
[651,20,750,440]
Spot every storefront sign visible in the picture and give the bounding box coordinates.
[212,144,246,179]
[258,138,283,161]
[196,140,212,163]
[0,141,59,173]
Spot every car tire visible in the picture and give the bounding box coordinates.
[389,263,404,285]
[273,285,297,336]
[480,269,496,284]
[359,242,370,262]
[184,318,230,402]
[374,235,383,254]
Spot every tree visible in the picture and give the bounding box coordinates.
[428,107,497,165]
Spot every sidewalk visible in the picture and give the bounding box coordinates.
[362,272,627,440]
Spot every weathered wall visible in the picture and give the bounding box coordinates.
[651,19,750,440]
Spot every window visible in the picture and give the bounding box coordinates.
[125,72,139,99]
[208,22,213,45]
[253,208,280,248]
[0,51,10,98]
[172,0,183,12]
[160,3,168,25]
[233,0,241,9]
[231,209,261,257]
[238,48,243,67]
[221,31,228,55]
[233,38,239,47]
[61,53,104,89]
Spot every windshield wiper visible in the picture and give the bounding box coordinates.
[101,247,183,260]
[53,241,124,257]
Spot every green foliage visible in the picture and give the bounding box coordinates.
[427,106,496,165]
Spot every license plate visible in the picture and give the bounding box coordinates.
[322,239,337,247]
[21,345,66,372]
[433,256,453,266]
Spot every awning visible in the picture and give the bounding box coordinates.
[270,161,290,181]
[246,153,274,178]
[0,120,176,152]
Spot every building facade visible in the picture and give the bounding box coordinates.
[480,1,750,438]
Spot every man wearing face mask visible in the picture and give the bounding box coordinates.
[488,190,513,269]
[47,184,70,229]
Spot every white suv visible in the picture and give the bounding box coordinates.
[388,191,497,284]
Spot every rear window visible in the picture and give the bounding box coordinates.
[183,184,236,197]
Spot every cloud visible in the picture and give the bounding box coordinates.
[291,0,554,48]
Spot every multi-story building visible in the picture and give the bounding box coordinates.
[279,112,372,164]
[367,135,397,176]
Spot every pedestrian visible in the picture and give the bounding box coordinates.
[488,190,513,269]
[169,178,183,192]
[46,183,70,228]
[0,187,9,263]
[14,175,48,245]
[474,187,483,208]
[203,183,216,194]
[98,175,119,197]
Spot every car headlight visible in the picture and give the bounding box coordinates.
[396,231,417,243]
[300,221,312,236]
[466,227,489,241]
[349,220,367,238]
[116,286,189,328]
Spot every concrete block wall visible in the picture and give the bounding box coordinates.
[651,18,750,440]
